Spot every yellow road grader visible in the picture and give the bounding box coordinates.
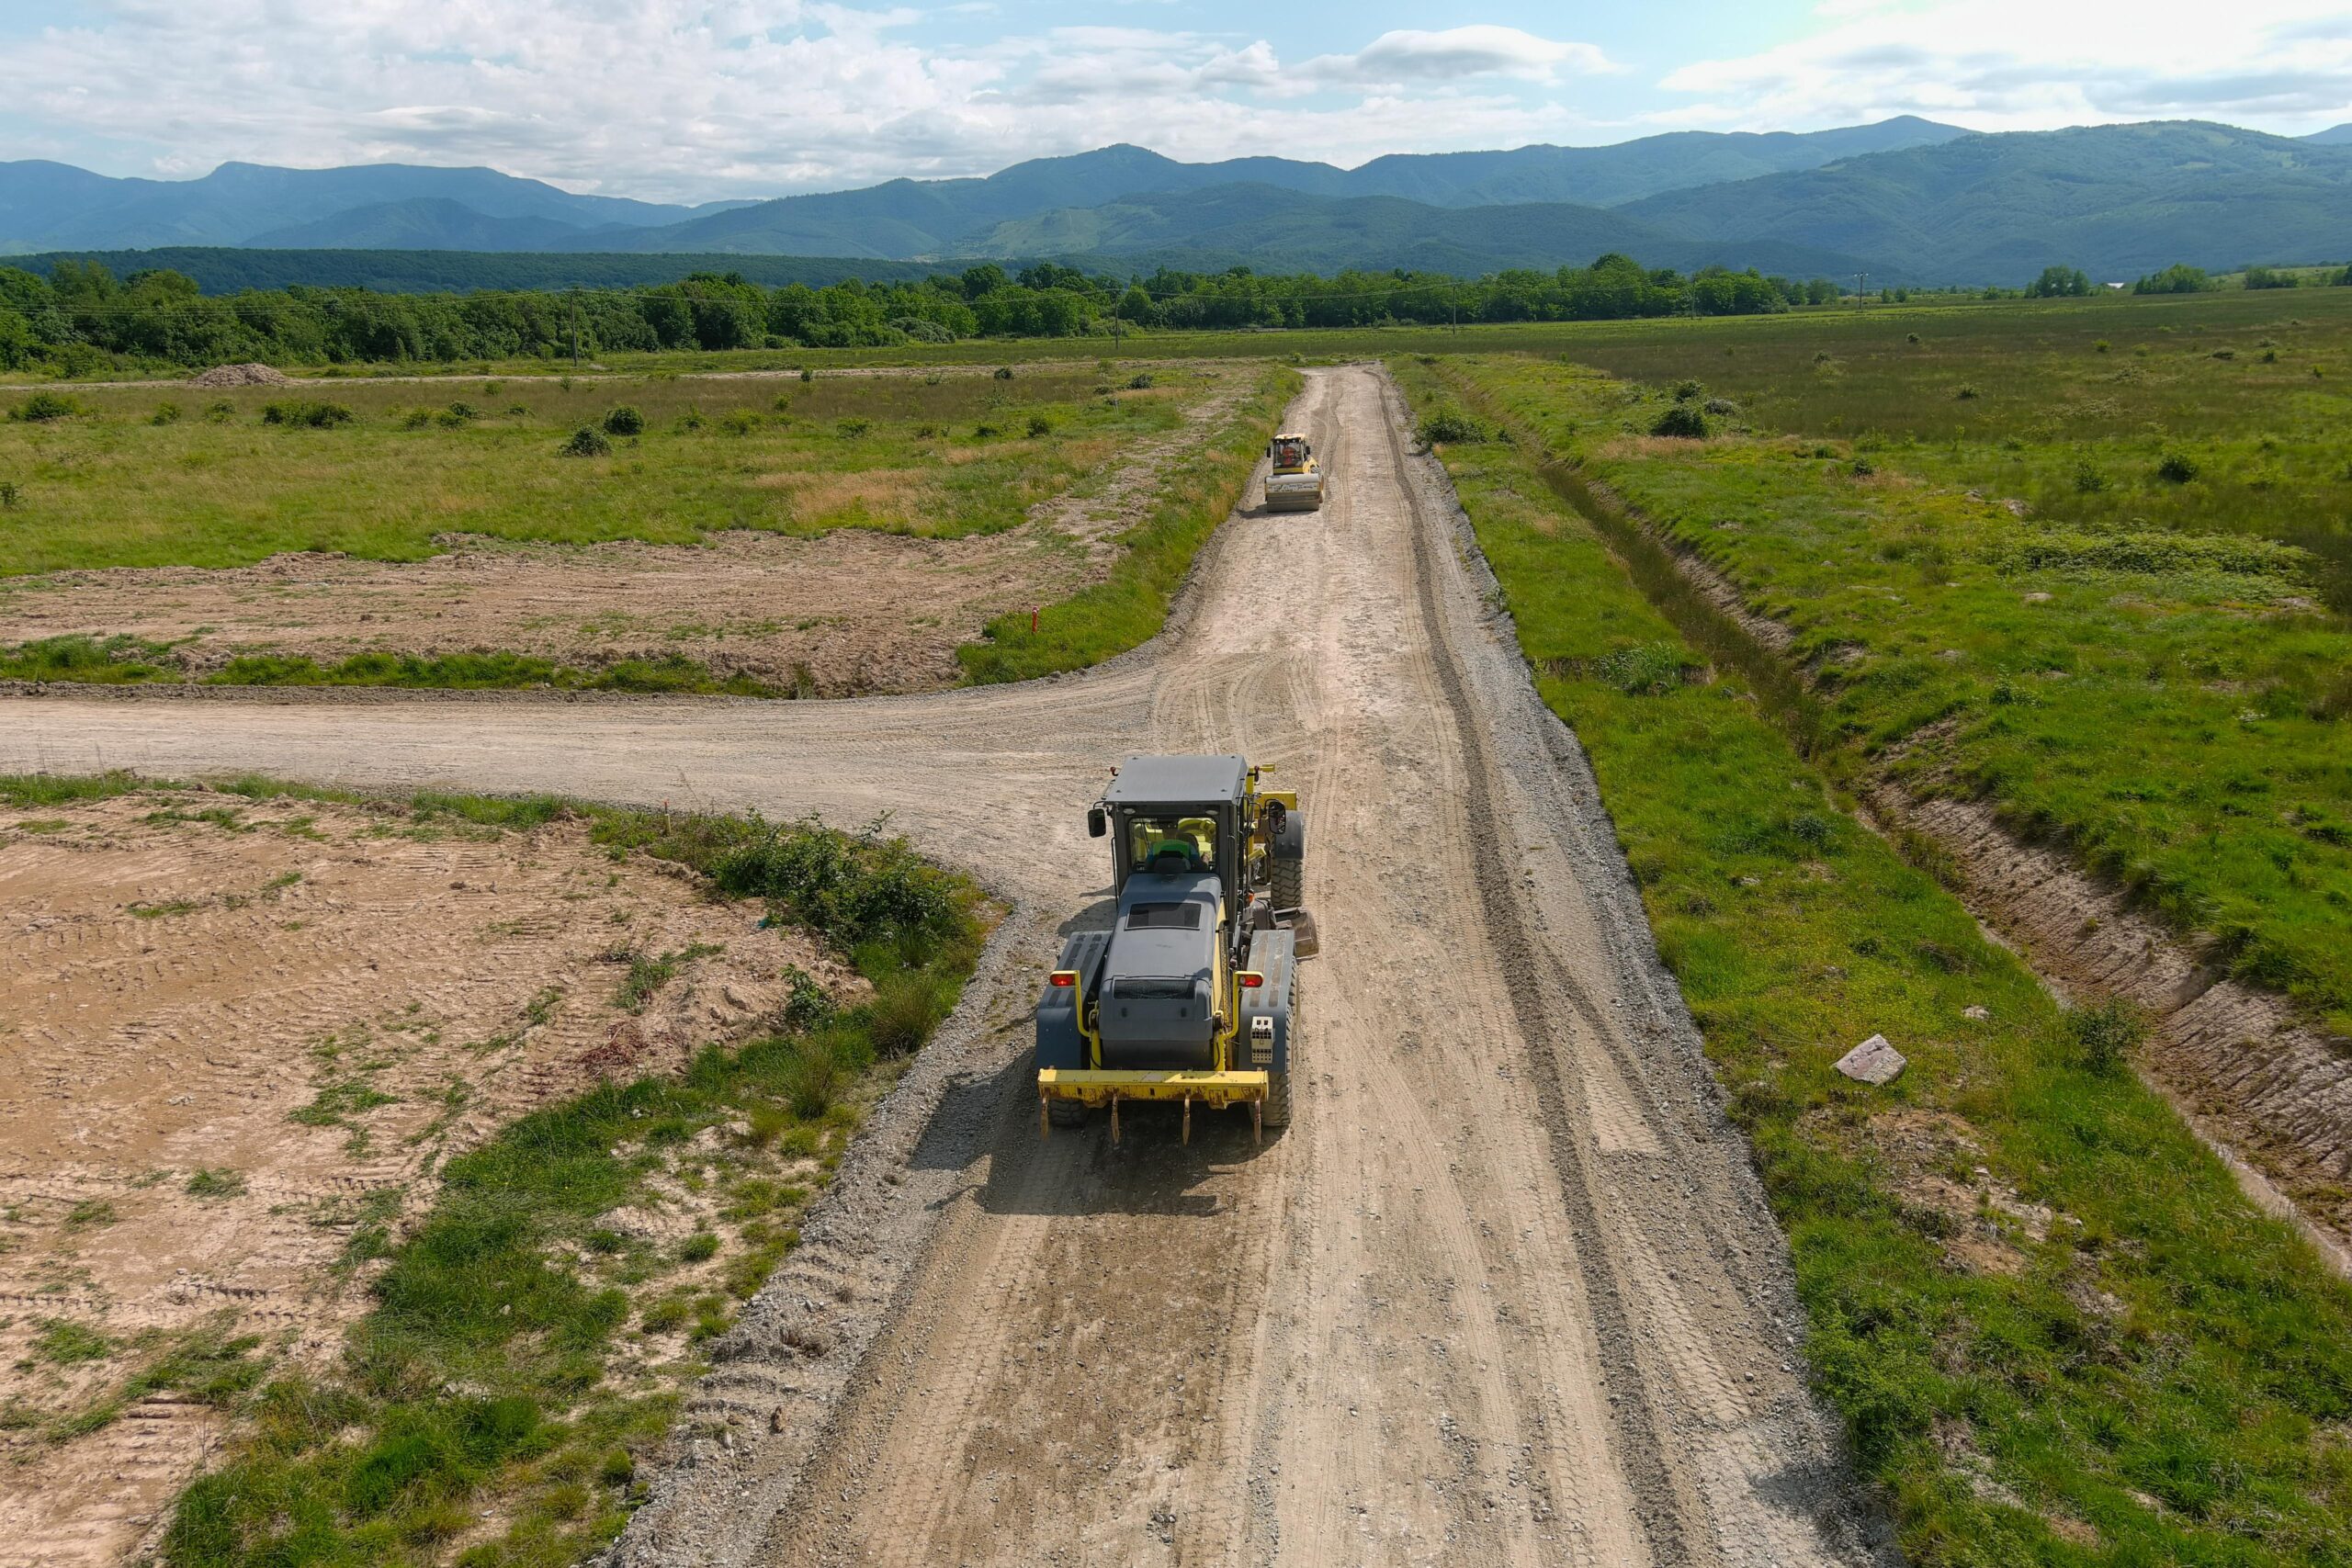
[1036,754,1317,1141]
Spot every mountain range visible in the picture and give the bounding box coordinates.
[7,118,2351,287]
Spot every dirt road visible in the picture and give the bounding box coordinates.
[0,367,1879,1565]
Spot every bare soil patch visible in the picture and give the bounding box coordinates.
[0,528,1076,697]
[0,786,853,1567]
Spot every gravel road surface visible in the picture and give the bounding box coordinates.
[0,367,1882,1566]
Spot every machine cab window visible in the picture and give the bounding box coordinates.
[1125,814,1217,875]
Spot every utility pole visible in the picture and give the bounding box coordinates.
[1855,271,1869,304]
[569,288,581,369]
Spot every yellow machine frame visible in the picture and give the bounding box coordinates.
[1039,767,1296,1142]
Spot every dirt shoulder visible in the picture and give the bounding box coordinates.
[0,785,855,1568]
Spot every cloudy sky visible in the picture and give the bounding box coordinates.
[2,0,2347,202]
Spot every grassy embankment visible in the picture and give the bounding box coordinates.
[0,771,988,1568]
[1389,355,2352,1566]
[0,361,1286,692]
[1434,293,2352,1044]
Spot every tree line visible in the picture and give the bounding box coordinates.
[0,254,1842,374]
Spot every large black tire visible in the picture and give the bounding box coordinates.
[1272,855,1304,915]
[1261,979,1297,1131]
[1046,1098,1089,1129]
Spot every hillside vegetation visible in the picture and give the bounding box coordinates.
[1623,121,2352,282]
[11,120,2348,286]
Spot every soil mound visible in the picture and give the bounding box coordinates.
[187,362,292,388]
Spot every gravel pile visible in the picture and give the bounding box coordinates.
[187,362,293,388]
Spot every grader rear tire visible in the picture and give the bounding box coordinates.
[1261,1072,1292,1130]
[1046,1098,1089,1130]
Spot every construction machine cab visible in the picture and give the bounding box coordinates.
[1045,753,1316,1140]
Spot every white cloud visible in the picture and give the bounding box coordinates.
[1658,0,2352,134]
[1309,27,1620,87]
[0,6,1616,200]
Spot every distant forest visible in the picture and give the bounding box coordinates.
[0,254,1821,373]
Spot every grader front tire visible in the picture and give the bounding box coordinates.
[1272,855,1304,916]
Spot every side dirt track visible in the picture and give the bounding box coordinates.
[0,366,1883,1566]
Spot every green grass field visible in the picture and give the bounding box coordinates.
[1430,297,2352,1043]
[1492,286,2352,607]
[0,366,1231,574]
[1389,355,2352,1567]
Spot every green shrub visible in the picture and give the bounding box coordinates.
[1127,372,1155,389]
[1418,407,1494,446]
[1953,385,1980,400]
[560,425,612,458]
[1670,378,1704,401]
[1649,403,1710,439]
[866,969,948,1056]
[2154,450,2200,483]
[677,1232,719,1264]
[783,1038,843,1118]
[711,817,954,945]
[15,391,80,422]
[1024,414,1054,438]
[719,410,762,435]
[776,965,833,1032]
[151,401,182,425]
[835,417,871,438]
[0,481,17,510]
[2064,996,2148,1074]
[602,405,644,436]
[260,399,354,429]
[992,366,1014,380]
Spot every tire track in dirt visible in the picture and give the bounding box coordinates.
[0,367,1883,1567]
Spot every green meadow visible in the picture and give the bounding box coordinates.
[1433,288,2352,1041]
[1389,353,2352,1567]
[0,365,1242,574]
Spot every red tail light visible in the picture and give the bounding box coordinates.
[1238,970,1264,989]
[1048,970,1078,988]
